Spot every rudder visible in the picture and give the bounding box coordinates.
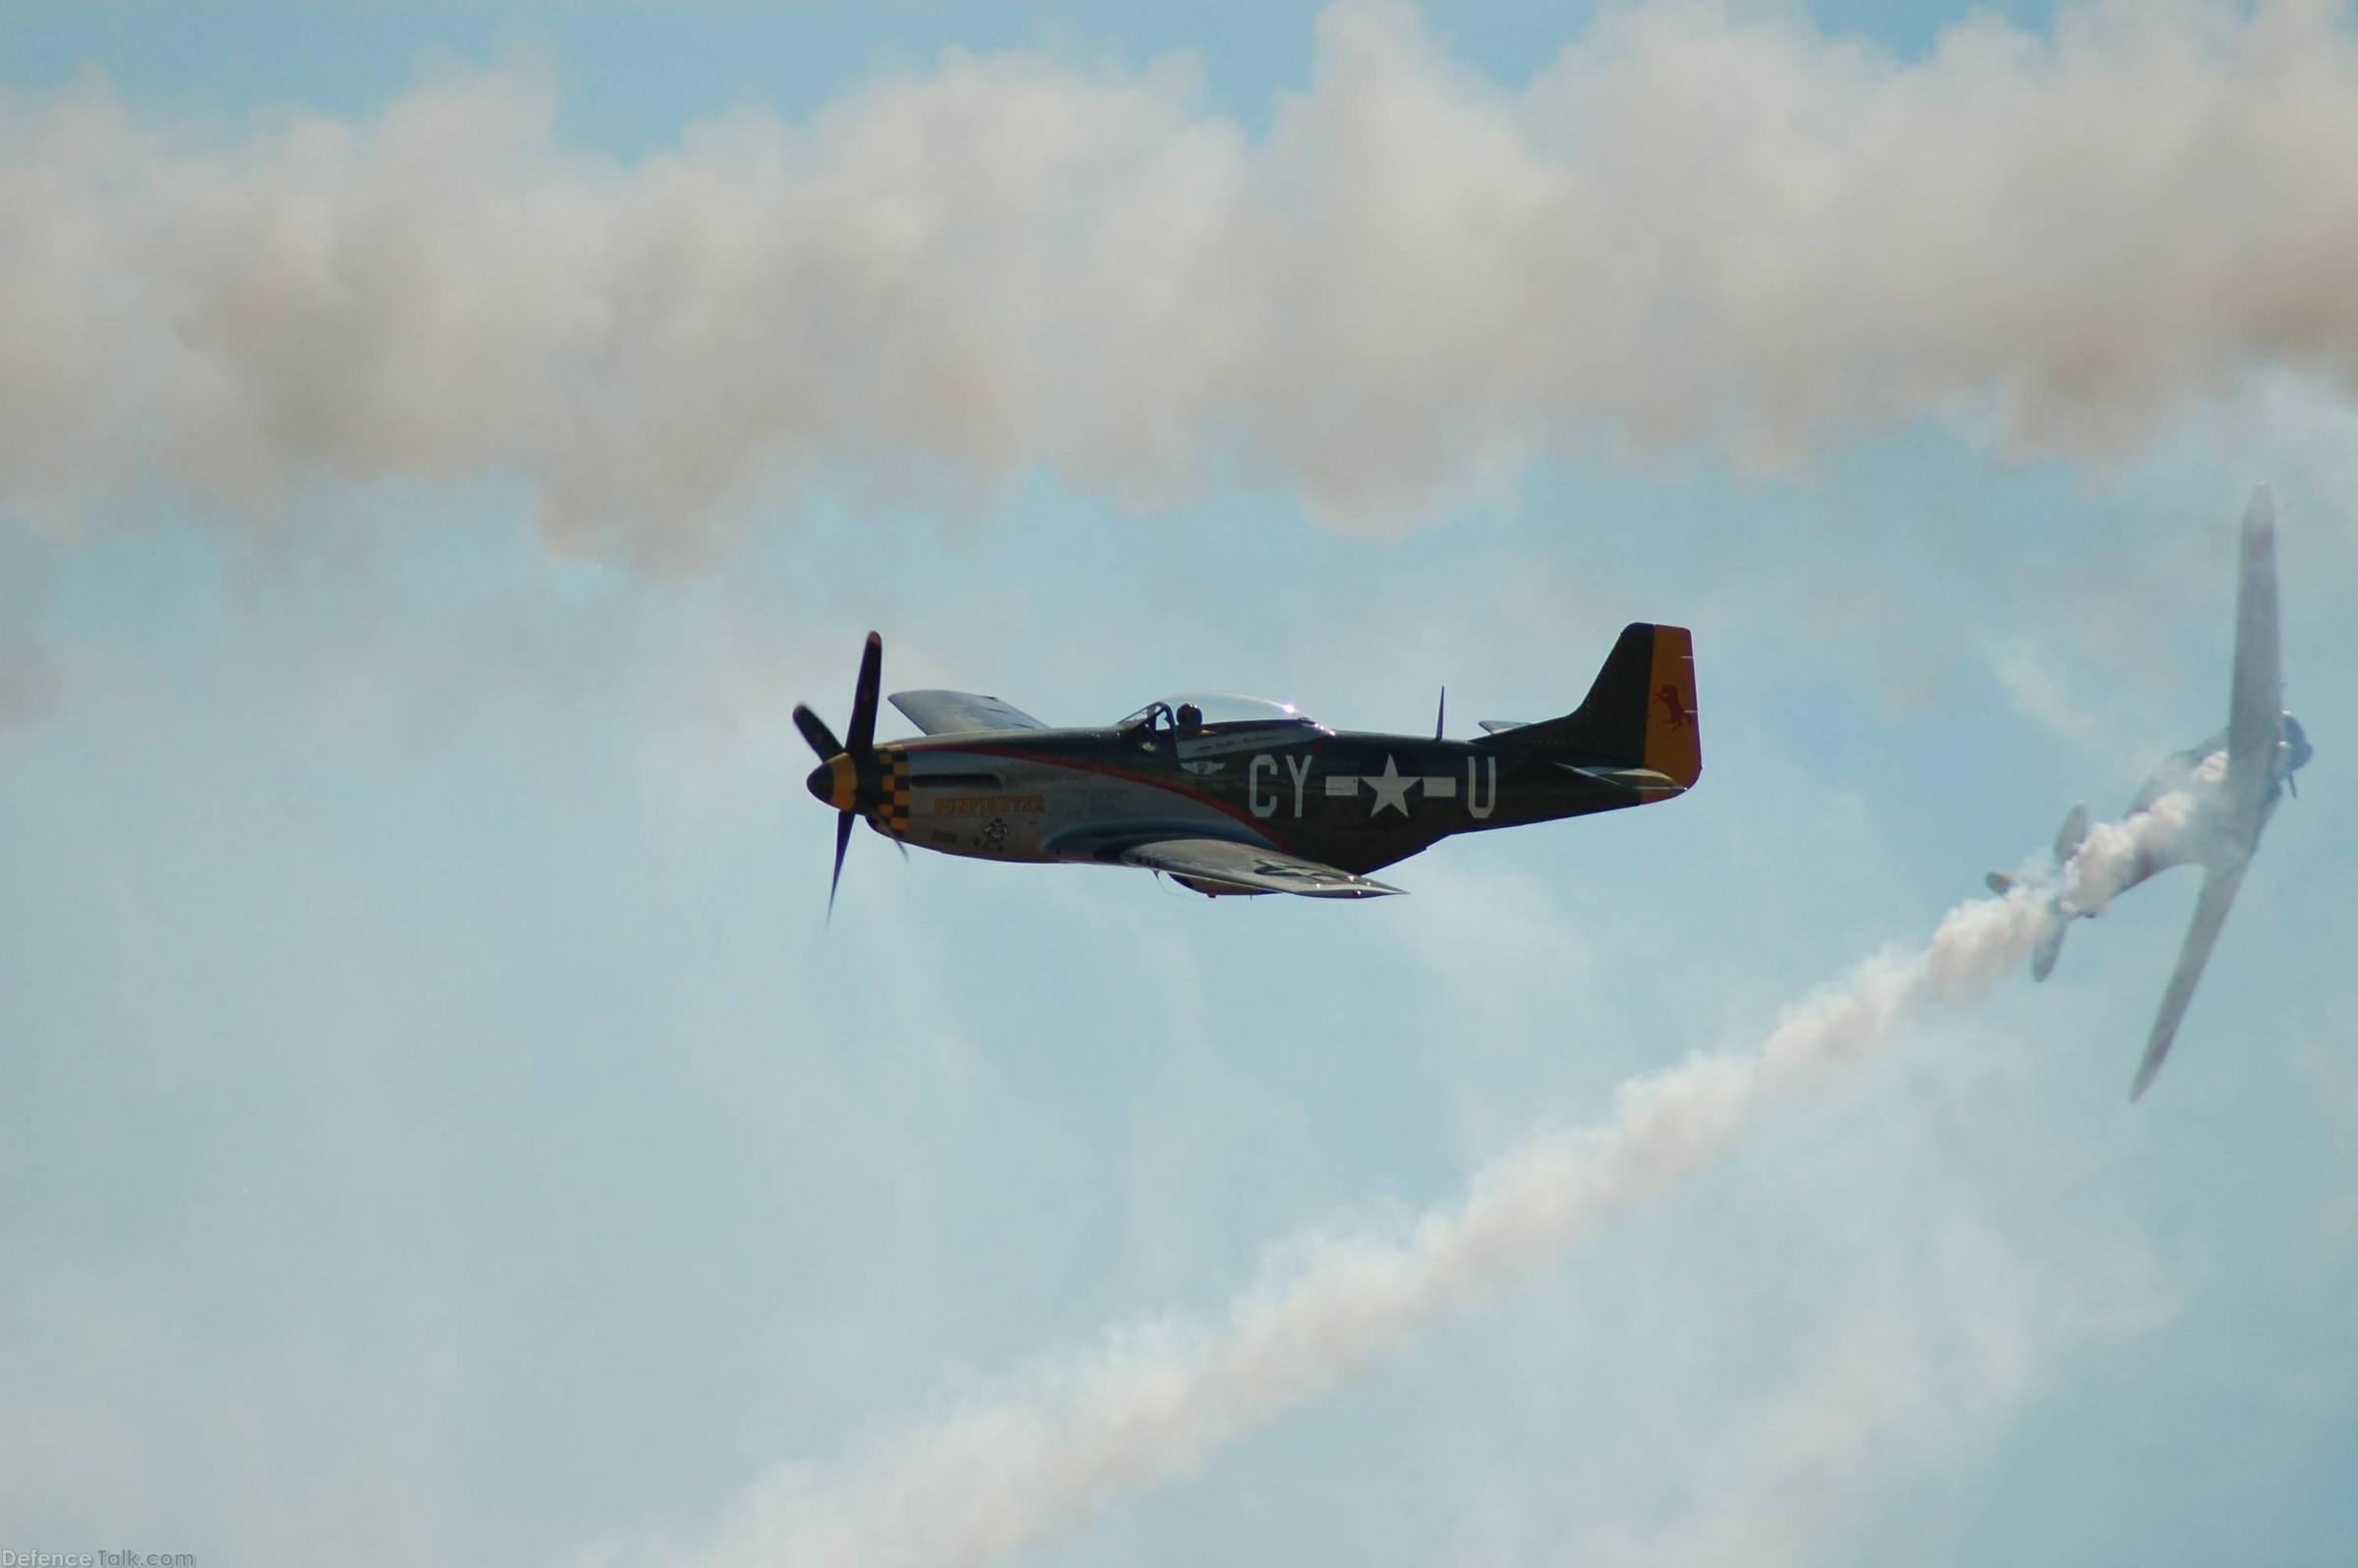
[1642,625,1702,788]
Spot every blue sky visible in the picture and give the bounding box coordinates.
[2,3,2355,1566]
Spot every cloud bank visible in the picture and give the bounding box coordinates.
[11,1,2358,553]
[684,797,2192,1568]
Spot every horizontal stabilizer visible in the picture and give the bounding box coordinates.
[1557,763,1684,796]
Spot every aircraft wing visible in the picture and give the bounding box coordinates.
[1117,837,1403,898]
[888,689,1048,736]
[2226,485,2281,777]
[2129,860,2247,1100]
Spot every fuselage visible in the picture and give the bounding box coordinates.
[857,715,1670,877]
[2109,711,2310,899]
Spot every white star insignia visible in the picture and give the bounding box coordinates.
[1366,754,1415,817]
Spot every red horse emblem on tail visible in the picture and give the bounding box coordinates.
[1655,683,1691,730]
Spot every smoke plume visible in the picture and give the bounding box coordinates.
[688,796,2192,1568]
[13,3,2358,552]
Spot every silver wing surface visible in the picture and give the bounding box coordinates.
[2129,861,2247,1100]
[1118,837,1403,898]
[2226,485,2280,784]
[888,689,1048,736]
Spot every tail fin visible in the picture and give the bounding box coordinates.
[1485,624,1702,788]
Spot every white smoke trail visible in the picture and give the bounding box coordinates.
[690,797,2196,1568]
[15,3,2358,550]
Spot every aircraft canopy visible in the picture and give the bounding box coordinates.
[1117,693,1322,732]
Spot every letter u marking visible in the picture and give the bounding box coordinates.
[1467,756,1496,818]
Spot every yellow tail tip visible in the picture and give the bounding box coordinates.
[1641,626,1702,789]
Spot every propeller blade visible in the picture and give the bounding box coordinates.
[815,634,884,924]
[793,703,843,761]
[827,809,855,922]
[846,632,883,757]
[2287,772,2299,799]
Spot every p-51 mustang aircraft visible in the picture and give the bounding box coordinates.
[1989,485,2311,1099]
[794,624,1701,907]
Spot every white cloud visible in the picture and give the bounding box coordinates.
[16,4,2358,550]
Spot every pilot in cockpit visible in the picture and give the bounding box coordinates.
[1175,701,1204,738]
